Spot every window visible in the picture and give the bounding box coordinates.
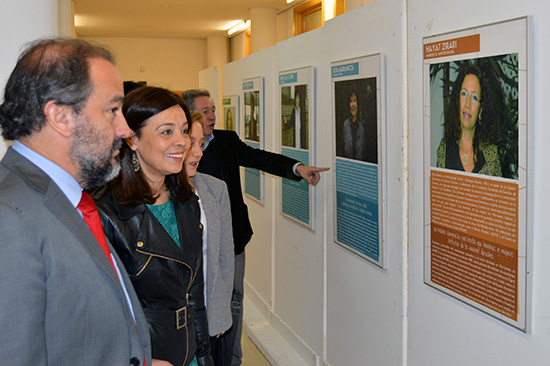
[294,0,323,36]
[293,0,346,36]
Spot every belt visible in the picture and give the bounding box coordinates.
[143,305,188,330]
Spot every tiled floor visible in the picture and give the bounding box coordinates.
[241,328,271,366]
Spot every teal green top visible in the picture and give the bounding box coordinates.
[146,200,198,366]
[146,200,181,247]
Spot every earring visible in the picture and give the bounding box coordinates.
[132,151,141,172]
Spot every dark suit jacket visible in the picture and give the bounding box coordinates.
[197,129,301,254]
[0,147,151,366]
[286,107,307,149]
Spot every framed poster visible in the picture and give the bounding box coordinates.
[243,76,264,204]
[332,54,386,268]
[279,66,315,229]
[423,17,533,332]
[222,95,239,133]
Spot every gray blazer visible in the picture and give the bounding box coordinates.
[194,172,235,336]
[0,148,151,366]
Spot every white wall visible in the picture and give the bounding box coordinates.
[408,1,550,365]
[274,29,325,359]
[0,0,59,158]
[323,2,407,364]
[224,48,277,310]
[345,0,377,12]
[224,1,406,365]
[80,36,207,91]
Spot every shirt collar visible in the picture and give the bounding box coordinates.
[203,132,215,150]
[12,140,83,208]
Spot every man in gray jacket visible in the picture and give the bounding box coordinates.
[0,38,151,365]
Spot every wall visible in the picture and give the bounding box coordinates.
[276,9,294,43]
[224,47,277,314]
[345,0,377,12]
[223,1,406,365]
[230,32,247,62]
[80,36,207,91]
[0,0,59,158]
[408,1,550,365]
[323,2,407,364]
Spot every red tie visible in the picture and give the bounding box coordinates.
[78,193,146,365]
[77,191,115,270]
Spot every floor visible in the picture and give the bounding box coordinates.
[241,328,271,366]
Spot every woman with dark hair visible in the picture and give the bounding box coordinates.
[94,86,214,366]
[342,84,366,161]
[437,64,502,176]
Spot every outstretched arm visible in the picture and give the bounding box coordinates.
[296,164,330,185]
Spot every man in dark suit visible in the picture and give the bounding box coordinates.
[0,38,151,365]
[183,89,328,366]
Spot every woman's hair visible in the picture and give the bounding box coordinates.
[109,86,194,205]
[348,84,360,119]
[443,63,503,162]
[191,111,204,126]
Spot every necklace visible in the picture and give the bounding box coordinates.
[461,153,469,165]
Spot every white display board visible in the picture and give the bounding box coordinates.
[279,66,315,229]
[332,54,387,268]
[423,17,533,332]
[243,76,265,204]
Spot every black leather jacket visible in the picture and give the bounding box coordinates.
[95,190,213,366]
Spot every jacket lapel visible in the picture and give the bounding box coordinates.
[194,174,217,279]
[44,187,120,282]
[5,148,120,284]
[115,198,200,265]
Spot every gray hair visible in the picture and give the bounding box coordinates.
[181,89,211,111]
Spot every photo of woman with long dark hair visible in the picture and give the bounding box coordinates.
[335,78,378,164]
[436,64,504,176]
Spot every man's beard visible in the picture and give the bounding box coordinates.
[70,114,123,190]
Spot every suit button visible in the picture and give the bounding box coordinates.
[130,357,140,365]
[199,224,203,230]
[137,241,144,248]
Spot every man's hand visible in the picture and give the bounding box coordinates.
[296,164,330,185]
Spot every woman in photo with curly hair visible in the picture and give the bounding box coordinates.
[437,64,503,176]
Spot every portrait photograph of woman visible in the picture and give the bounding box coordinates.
[429,54,519,179]
[334,77,378,164]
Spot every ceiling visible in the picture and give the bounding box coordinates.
[74,0,296,39]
